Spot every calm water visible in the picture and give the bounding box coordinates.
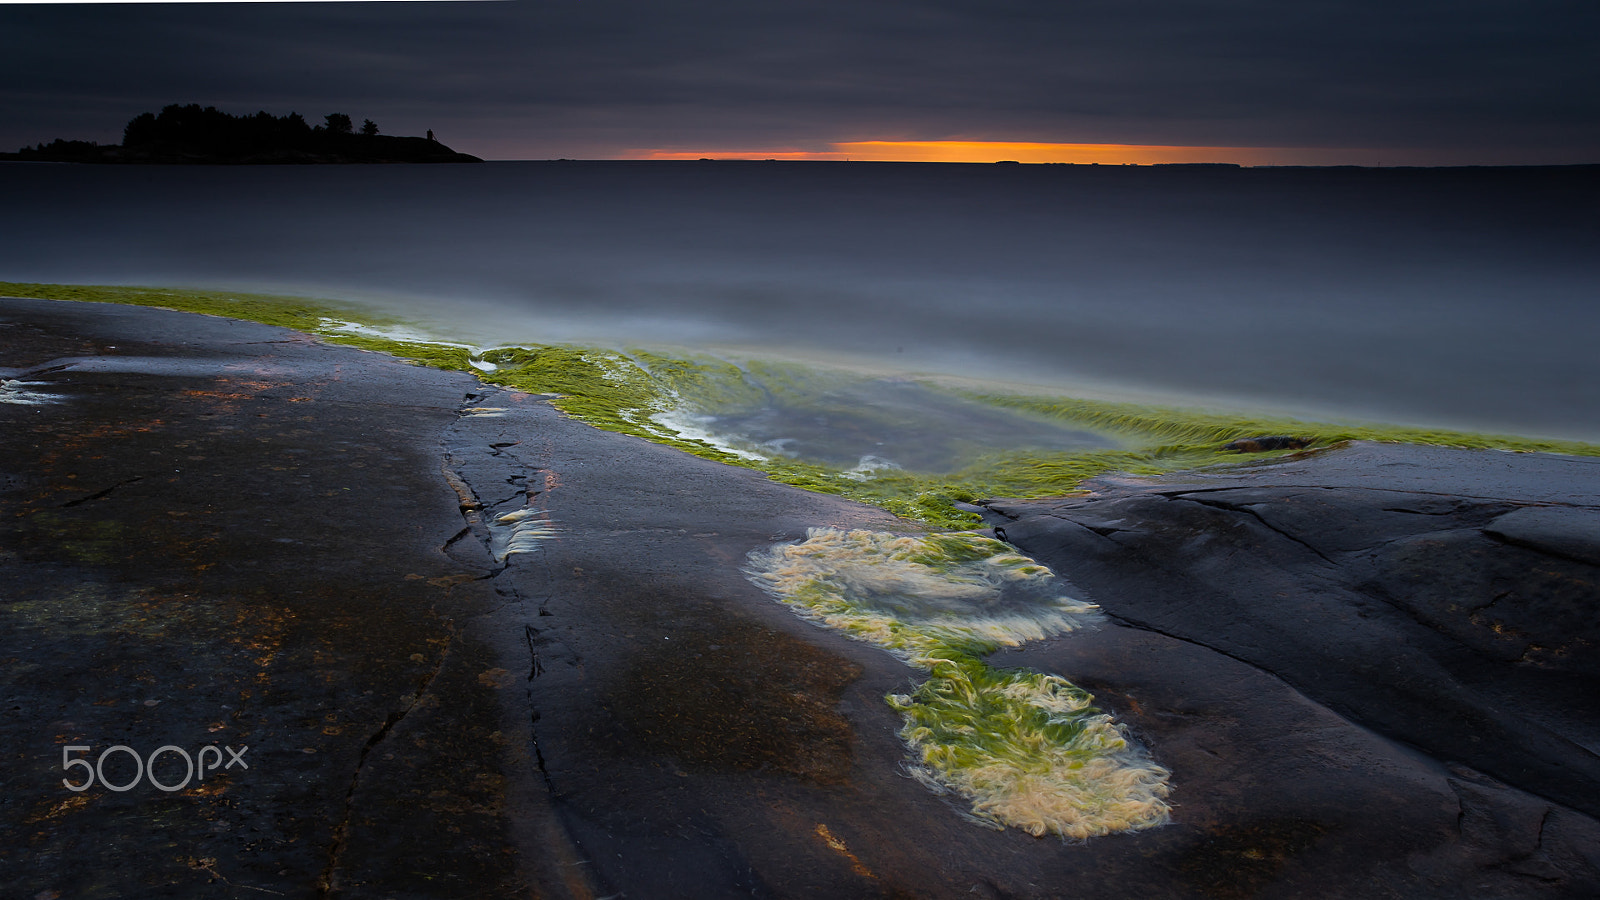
[2,160,1596,441]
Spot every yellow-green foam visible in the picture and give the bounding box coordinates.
[745,527,1171,838]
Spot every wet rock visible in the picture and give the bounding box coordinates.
[604,621,861,784]
[10,298,1600,899]
[986,442,1600,896]
[1486,506,1600,567]
[0,297,529,899]
[1220,435,1311,452]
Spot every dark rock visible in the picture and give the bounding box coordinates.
[1486,506,1600,567]
[9,298,1600,898]
[986,442,1600,895]
[1221,435,1311,452]
[0,296,524,897]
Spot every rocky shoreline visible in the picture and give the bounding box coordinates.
[985,445,1600,896]
[3,295,1597,898]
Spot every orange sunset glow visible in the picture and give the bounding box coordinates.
[629,141,1423,166]
[636,141,1284,165]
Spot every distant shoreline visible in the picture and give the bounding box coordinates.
[1,103,481,164]
[0,133,481,165]
[4,152,1593,171]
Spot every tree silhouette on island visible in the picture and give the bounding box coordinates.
[2,104,480,164]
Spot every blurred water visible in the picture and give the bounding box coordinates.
[1,160,1595,441]
[657,376,1116,473]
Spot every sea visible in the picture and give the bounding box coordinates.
[2,160,1596,443]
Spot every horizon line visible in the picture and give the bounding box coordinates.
[616,140,1594,168]
[489,157,1599,170]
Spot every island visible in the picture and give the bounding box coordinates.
[0,103,482,164]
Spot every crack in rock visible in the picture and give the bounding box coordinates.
[1170,492,1341,566]
[522,621,559,797]
[440,395,579,803]
[60,475,143,507]
[318,627,454,897]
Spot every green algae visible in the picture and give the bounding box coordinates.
[628,349,768,415]
[21,280,1595,839]
[0,281,396,333]
[745,527,1171,838]
[970,392,1600,459]
[7,281,1596,531]
[327,334,478,370]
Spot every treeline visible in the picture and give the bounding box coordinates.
[4,104,479,164]
[120,105,379,154]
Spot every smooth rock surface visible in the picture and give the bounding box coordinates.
[0,296,533,898]
[6,297,1599,898]
[1486,506,1600,568]
[986,443,1600,897]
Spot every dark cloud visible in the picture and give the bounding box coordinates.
[1,0,1596,160]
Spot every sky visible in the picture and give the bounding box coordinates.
[1,0,1597,165]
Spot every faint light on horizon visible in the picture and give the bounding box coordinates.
[625,141,1546,167]
[635,141,1298,165]
[636,149,830,161]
